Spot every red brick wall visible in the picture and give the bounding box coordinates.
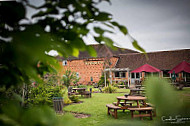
[59,57,119,85]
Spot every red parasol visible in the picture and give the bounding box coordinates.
[168,61,190,73]
[131,64,161,73]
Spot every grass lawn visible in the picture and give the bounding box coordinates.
[62,87,190,126]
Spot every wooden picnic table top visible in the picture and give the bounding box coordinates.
[117,96,147,101]
[116,96,147,108]
[72,88,86,92]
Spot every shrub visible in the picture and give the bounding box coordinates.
[69,95,80,103]
[26,74,67,106]
[112,82,118,87]
[62,70,80,88]
[98,75,109,87]
[77,85,87,88]
[64,97,72,104]
[27,83,66,106]
[102,85,117,93]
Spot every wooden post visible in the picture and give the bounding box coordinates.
[110,69,112,85]
[104,71,107,87]
[127,70,130,88]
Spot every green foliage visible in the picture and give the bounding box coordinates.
[98,75,109,87]
[69,95,80,103]
[62,70,80,88]
[102,85,117,93]
[145,77,182,116]
[27,74,66,106]
[0,102,78,126]
[64,97,72,105]
[76,85,87,88]
[27,84,57,106]
[119,81,125,85]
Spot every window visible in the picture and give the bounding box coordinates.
[115,72,119,77]
[136,73,140,78]
[62,60,67,66]
[115,72,126,78]
[120,72,126,78]
[131,73,135,78]
[76,72,79,78]
[163,70,170,77]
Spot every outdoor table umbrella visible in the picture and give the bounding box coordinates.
[168,61,190,74]
[131,64,161,73]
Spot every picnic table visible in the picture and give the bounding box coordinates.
[116,96,147,108]
[106,95,154,119]
[170,82,184,90]
[116,96,153,119]
[72,88,86,94]
[72,88,92,98]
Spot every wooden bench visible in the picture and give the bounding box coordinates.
[146,103,156,117]
[106,104,129,119]
[81,91,91,98]
[113,101,133,106]
[127,107,153,120]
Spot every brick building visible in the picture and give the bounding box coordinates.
[114,49,190,85]
[57,44,190,85]
[57,44,138,85]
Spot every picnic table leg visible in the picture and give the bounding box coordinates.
[116,99,120,106]
[131,110,134,119]
[114,109,118,119]
[153,108,156,117]
[149,110,153,120]
[107,107,110,115]
[139,111,143,120]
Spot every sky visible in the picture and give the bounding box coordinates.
[27,0,190,53]
[92,0,190,52]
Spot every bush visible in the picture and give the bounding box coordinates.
[77,85,87,88]
[102,85,117,93]
[27,83,66,106]
[69,95,80,103]
[98,75,109,87]
[26,74,67,106]
[64,97,72,104]
[112,82,118,87]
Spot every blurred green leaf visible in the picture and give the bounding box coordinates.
[102,37,117,50]
[145,77,182,116]
[94,27,104,35]
[132,40,146,54]
[86,46,97,57]
[94,12,112,21]
[94,36,102,43]
[111,21,128,35]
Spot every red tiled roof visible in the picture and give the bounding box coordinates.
[116,49,190,70]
